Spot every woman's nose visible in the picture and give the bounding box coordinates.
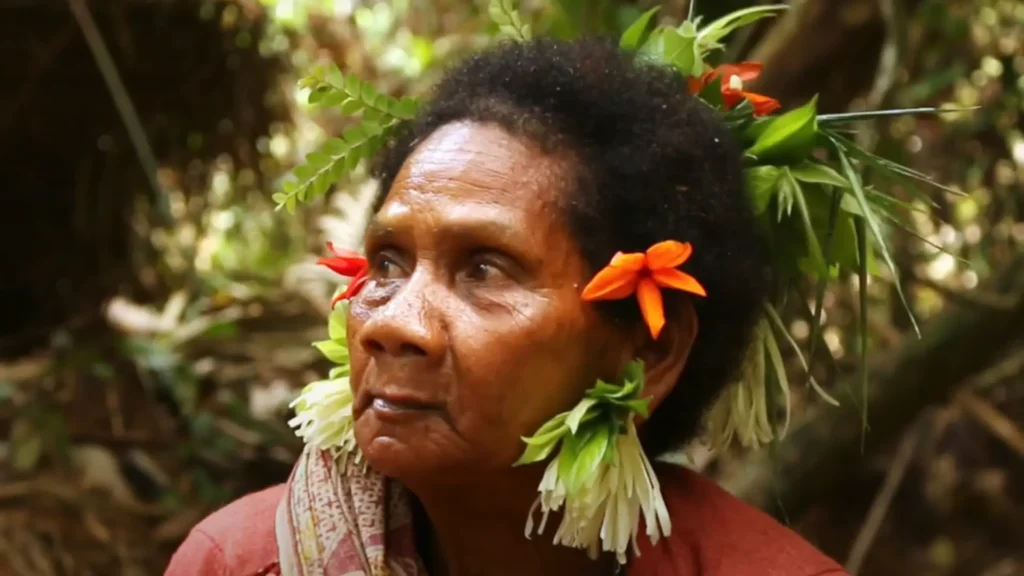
[357,277,446,361]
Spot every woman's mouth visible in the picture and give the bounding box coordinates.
[363,392,444,422]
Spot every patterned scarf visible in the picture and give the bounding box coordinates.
[275,446,428,576]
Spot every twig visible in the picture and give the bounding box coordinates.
[66,0,171,227]
[844,411,930,574]
[957,390,1024,459]
[862,0,906,110]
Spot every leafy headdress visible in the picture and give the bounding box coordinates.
[284,0,961,566]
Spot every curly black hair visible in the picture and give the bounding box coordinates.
[371,38,768,456]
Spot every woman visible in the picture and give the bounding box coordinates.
[166,38,849,576]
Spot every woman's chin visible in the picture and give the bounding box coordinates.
[354,413,463,482]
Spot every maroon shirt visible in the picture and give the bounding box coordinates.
[166,467,847,576]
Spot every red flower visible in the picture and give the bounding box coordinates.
[688,62,781,117]
[581,240,706,340]
[317,242,369,307]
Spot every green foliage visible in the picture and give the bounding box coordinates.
[618,6,659,50]
[514,360,647,468]
[273,65,421,213]
[694,4,788,54]
[489,0,533,42]
[746,97,819,163]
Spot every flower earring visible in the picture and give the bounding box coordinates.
[518,240,706,564]
[288,243,370,466]
[517,360,671,565]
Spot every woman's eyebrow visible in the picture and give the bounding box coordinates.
[366,205,544,265]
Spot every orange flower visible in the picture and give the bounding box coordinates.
[317,242,369,307]
[581,240,706,339]
[688,62,781,117]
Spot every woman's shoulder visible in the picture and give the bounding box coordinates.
[164,483,286,576]
[632,466,848,576]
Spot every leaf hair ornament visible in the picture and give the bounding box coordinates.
[517,360,670,565]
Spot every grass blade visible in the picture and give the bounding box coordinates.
[788,170,829,277]
[832,138,921,337]
[808,185,844,365]
[856,218,871,450]
[764,301,839,406]
[817,106,979,123]
[761,320,792,438]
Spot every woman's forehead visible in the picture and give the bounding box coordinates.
[387,122,568,211]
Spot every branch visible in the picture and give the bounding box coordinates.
[746,0,925,112]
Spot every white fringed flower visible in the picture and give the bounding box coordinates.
[525,416,671,564]
[519,360,671,565]
[287,302,362,466]
[288,374,362,466]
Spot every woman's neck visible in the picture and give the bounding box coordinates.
[408,469,617,576]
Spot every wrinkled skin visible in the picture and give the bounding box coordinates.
[345,121,695,576]
[347,121,633,483]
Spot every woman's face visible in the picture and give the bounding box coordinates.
[347,121,629,483]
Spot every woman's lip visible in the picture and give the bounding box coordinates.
[359,390,443,412]
[366,396,444,423]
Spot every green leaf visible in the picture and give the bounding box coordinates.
[489,0,531,41]
[746,165,781,215]
[322,138,348,156]
[521,423,569,446]
[325,64,345,88]
[759,321,791,438]
[313,338,349,364]
[515,438,562,466]
[327,303,348,341]
[788,162,849,188]
[621,359,645,386]
[787,162,864,216]
[747,96,819,163]
[619,6,660,50]
[856,218,870,447]
[565,423,612,492]
[565,397,598,433]
[696,4,788,52]
[788,170,829,277]
[618,398,651,418]
[344,75,361,98]
[343,125,367,144]
[340,98,363,115]
[393,97,420,120]
[764,302,838,406]
[659,25,703,77]
[824,129,965,197]
[833,139,920,336]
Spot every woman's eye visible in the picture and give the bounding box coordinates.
[370,252,405,280]
[462,256,508,283]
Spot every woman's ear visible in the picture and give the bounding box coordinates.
[637,299,698,414]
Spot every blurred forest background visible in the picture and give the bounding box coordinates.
[1,0,1022,574]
